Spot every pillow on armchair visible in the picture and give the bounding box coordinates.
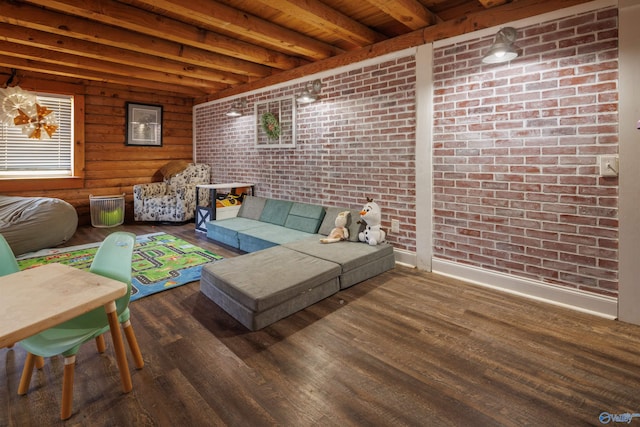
[133,163,211,222]
[159,160,190,179]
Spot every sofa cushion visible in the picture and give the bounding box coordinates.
[237,235,278,253]
[206,217,264,248]
[283,236,395,289]
[284,202,326,233]
[201,246,340,313]
[283,236,393,273]
[318,207,364,242]
[259,199,293,226]
[237,223,316,252]
[238,195,267,220]
[200,276,338,331]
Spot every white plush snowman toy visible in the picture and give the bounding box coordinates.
[358,198,386,246]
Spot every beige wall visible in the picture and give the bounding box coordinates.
[618,0,640,324]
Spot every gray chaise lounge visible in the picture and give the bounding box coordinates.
[200,196,395,330]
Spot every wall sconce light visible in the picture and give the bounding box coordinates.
[296,79,322,104]
[226,98,247,117]
[482,27,519,64]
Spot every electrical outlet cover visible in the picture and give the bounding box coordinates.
[599,155,619,177]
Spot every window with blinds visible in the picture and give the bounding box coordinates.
[0,93,74,177]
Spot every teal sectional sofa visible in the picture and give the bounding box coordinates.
[206,197,326,252]
[201,196,395,330]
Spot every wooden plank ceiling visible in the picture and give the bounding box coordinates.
[0,0,592,101]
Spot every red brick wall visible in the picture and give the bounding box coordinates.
[432,7,619,296]
[194,56,417,252]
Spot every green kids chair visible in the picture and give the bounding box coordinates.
[0,233,19,277]
[0,233,20,349]
[17,231,144,420]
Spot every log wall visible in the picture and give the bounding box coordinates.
[0,70,194,225]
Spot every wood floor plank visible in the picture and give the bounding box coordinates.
[2,222,640,426]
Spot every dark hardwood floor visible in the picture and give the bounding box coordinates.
[2,222,640,426]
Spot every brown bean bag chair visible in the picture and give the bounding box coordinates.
[0,195,78,256]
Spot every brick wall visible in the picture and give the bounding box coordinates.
[195,56,417,252]
[432,7,619,296]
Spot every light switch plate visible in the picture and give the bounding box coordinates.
[599,155,619,177]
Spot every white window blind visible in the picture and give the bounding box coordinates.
[0,93,73,177]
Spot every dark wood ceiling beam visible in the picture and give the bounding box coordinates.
[22,0,305,71]
[478,0,511,8]
[122,0,342,61]
[200,0,593,103]
[2,2,271,78]
[251,0,387,47]
[0,54,208,96]
[0,41,220,92]
[366,0,438,30]
[0,23,246,86]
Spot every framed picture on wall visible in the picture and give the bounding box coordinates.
[125,102,163,146]
[255,96,296,148]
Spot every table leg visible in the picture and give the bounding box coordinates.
[61,356,76,420]
[195,187,201,222]
[17,352,36,395]
[210,188,217,220]
[104,301,132,393]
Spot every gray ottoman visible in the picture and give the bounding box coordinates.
[200,246,341,330]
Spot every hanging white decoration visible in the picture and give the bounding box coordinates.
[0,86,37,125]
[13,103,59,139]
[0,86,59,139]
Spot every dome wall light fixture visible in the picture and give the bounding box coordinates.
[482,27,519,64]
[226,98,247,117]
[296,79,323,104]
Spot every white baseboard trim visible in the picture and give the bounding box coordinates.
[431,258,618,320]
[393,248,417,268]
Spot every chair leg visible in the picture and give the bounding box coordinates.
[123,320,144,369]
[35,356,45,369]
[61,356,76,420]
[106,304,132,393]
[17,353,36,395]
[95,334,107,353]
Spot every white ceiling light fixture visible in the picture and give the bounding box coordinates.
[296,79,322,104]
[482,27,519,64]
[226,98,247,117]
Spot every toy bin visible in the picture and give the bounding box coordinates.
[90,194,125,228]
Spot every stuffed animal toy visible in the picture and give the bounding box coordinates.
[358,198,386,245]
[320,211,350,243]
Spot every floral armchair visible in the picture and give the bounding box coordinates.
[133,163,211,222]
